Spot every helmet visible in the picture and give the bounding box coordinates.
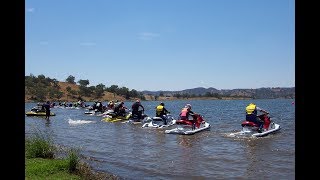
[160,102,164,106]
[186,104,192,110]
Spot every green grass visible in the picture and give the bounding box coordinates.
[25,136,55,159]
[25,158,81,180]
[25,131,82,179]
[66,148,79,173]
[25,130,119,179]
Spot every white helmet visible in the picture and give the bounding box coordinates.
[186,104,192,110]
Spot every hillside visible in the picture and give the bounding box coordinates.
[25,82,128,103]
[143,87,295,99]
[25,75,295,103]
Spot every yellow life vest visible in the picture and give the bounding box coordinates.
[246,103,256,114]
[156,105,164,115]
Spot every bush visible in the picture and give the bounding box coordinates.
[67,148,79,173]
[25,131,55,159]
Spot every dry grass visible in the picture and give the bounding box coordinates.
[76,161,120,180]
[25,81,249,103]
[25,82,127,102]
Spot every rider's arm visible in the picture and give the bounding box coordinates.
[256,106,268,114]
[189,110,195,116]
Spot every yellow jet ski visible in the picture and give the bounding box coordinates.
[25,107,55,116]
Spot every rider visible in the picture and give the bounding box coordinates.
[179,104,196,129]
[155,102,170,125]
[43,101,51,120]
[114,101,127,117]
[179,104,195,120]
[131,99,145,119]
[96,101,103,112]
[245,103,269,132]
[107,100,115,110]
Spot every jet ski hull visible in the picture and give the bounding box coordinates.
[26,111,55,116]
[165,122,210,135]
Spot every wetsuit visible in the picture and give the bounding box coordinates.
[132,102,144,119]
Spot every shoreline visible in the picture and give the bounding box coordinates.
[24,97,294,103]
[25,133,121,179]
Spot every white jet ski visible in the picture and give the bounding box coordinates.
[230,113,281,137]
[165,114,210,135]
[142,114,176,129]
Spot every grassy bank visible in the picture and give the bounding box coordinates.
[25,131,120,179]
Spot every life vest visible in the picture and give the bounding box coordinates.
[246,103,257,115]
[156,105,164,116]
[180,107,189,117]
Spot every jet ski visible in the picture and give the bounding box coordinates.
[125,110,149,124]
[165,114,210,135]
[25,107,55,116]
[97,109,114,116]
[101,109,132,122]
[84,109,99,115]
[86,109,113,116]
[142,114,176,129]
[230,113,281,137]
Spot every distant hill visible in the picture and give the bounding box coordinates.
[25,74,295,102]
[142,87,219,96]
[142,87,295,99]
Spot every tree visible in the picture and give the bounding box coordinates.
[77,79,89,87]
[66,75,76,84]
[77,80,91,97]
[95,84,106,98]
[106,85,119,93]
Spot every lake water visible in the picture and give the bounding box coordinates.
[25,99,295,179]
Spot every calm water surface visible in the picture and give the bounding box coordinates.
[25,99,295,179]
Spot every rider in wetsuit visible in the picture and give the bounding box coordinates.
[131,100,145,119]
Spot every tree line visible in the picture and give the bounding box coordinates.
[25,74,145,102]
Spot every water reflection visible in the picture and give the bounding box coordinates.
[45,119,51,127]
[242,137,273,179]
[177,135,195,148]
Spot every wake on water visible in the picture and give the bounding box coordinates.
[68,118,95,125]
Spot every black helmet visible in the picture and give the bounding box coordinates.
[160,102,164,106]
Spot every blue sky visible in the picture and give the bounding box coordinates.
[25,0,295,91]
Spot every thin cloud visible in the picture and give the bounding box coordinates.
[138,32,160,40]
[80,42,96,46]
[26,8,35,13]
[200,80,210,88]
